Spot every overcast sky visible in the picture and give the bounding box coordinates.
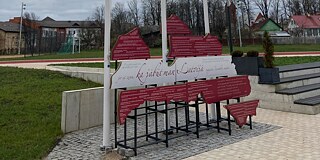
[0,0,127,21]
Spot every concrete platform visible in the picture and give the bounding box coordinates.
[185,108,320,160]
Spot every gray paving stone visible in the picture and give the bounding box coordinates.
[47,110,280,160]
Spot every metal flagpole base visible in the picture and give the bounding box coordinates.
[100,144,113,152]
[162,130,174,135]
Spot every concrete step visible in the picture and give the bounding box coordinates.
[258,100,320,115]
[278,62,320,73]
[247,74,320,115]
[278,62,320,78]
[277,73,320,84]
[244,95,320,115]
[274,73,320,90]
[295,95,320,106]
[276,83,320,95]
[279,68,320,78]
[248,89,320,104]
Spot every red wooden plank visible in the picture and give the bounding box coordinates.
[118,84,187,124]
[169,35,222,58]
[118,76,251,125]
[223,100,260,127]
[187,76,251,103]
[112,27,150,60]
[166,14,192,35]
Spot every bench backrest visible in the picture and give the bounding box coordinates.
[118,75,251,124]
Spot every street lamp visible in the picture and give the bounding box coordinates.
[18,2,26,55]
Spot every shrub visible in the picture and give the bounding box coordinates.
[231,50,244,57]
[246,50,259,57]
[263,31,275,68]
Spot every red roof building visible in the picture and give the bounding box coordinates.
[288,15,320,37]
[250,13,287,37]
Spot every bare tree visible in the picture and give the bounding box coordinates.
[281,0,289,17]
[142,0,161,25]
[236,0,254,38]
[91,5,104,48]
[128,0,140,26]
[167,0,178,16]
[254,0,273,18]
[112,2,131,35]
[288,0,303,15]
[79,19,99,50]
[208,0,226,39]
[142,4,150,26]
[270,0,281,23]
[23,12,39,56]
[302,0,320,14]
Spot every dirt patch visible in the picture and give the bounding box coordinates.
[0,55,25,59]
[103,151,124,160]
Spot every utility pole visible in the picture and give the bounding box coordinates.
[18,2,26,55]
[226,0,233,53]
[72,33,75,54]
[237,0,243,47]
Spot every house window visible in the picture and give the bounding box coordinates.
[307,29,312,37]
[312,29,317,37]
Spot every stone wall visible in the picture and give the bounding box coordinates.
[53,66,105,85]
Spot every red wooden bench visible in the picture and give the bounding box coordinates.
[223,100,260,135]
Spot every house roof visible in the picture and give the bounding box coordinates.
[42,16,55,22]
[254,13,264,23]
[0,22,21,32]
[36,17,99,28]
[140,25,160,35]
[251,18,282,31]
[292,15,320,29]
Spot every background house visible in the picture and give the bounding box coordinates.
[8,16,101,54]
[288,15,320,37]
[37,17,101,52]
[251,13,289,37]
[0,22,25,54]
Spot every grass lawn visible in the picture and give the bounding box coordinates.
[51,56,320,68]
[1,44,320,61]
[0,67,101,160]
[52,62,109,68]
[223,44,320,54]
[274,56,320,66]
[0,50,104,61]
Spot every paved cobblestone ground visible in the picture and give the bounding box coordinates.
[47,109,280,160]
[185,108,320,160]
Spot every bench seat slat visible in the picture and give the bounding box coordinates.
[224,100,259,127]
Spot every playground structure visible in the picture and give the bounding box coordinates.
[58,34,81,54]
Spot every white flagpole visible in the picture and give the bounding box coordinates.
[161,0,168,62]
[203,0,217,121]
[102,0,112,149]
[203,0,210,34]
[161,0,170,130]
